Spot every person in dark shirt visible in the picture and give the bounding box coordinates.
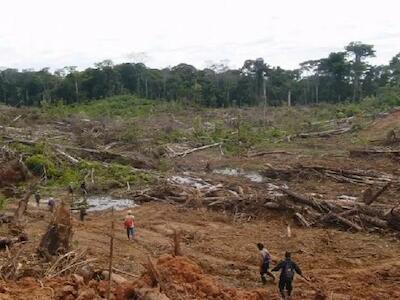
[80,182,87,196]
[48,198,56,212]
[272,252,303,299]
[34,192,41,207]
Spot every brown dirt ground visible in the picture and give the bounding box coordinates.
[1,197,398,299]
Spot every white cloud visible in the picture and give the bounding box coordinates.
[0,0,399,71]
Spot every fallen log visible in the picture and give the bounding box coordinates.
[294,213,311,227]
[359,214,388,229]
[296,127,351,138]
[350,148,400,157]
[170,142,222,158]
[329,213,362,231]
[247,150,295,157]
[279,188,329,212]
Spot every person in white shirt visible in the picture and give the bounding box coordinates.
[257,242,275,284]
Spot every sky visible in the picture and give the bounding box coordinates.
[0,0,399,71]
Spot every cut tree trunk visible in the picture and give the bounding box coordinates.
[38,200,73,259]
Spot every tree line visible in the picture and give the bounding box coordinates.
[1,41,399,107]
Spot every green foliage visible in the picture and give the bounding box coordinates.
[0,195,7,210]
[42,95,156,119]
[1,45,398,109]
[25,154,58,177]
[335,103,363,118]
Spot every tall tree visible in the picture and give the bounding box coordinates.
[345,42,375,101]
[389,53,400,86]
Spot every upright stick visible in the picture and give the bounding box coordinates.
[106,207,115,300]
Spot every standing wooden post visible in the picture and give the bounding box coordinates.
[107,207,115,300]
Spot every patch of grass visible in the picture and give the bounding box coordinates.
[41,95,185,120]
[0,195,7,210]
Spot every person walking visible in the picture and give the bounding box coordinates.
[34,192,41,207]
[257,243,275,284]
[47,198,55,212]
[124,210,136,240]
[272,252,304,299]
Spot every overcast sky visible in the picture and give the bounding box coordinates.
[1,0,399,71]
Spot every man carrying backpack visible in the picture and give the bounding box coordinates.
[257,243,275,284]
[272,252,303,299]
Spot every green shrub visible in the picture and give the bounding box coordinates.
[25,154,58,177]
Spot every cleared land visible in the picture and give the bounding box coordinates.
[0,98,400,299]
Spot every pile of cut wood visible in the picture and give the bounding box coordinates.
[266,186,400,233]
[262,163,400,185]
[127,172,400,233]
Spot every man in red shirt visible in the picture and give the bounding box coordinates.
[124,210,136,240]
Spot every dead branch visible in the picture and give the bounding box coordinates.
[363,182,391,205]
[350,148,400,157]
[170,142,222,158]
[330,213,362,231]
[247,150,295,157]
[112,267,139,278]
[55,148,80,164]
[294,127,351,139]
[294,212,311,227]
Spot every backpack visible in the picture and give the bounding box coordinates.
[264,252,271,264]
[124,218,134,228]
[283,261,295,279]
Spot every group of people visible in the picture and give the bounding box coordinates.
[35,183,138,241]
[34,182,89,218]
[257,243,305,299]
[35,186,305,299]
[34,191,56,212]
